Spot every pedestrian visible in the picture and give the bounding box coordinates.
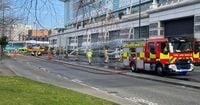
[86,49,93,64]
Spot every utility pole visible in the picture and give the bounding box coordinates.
[138,0,141,38]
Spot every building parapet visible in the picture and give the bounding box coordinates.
[148,0,200,13]
[50,10,149,38]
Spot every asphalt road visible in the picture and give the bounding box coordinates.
[6,56,200,105]
[41,55,200,83]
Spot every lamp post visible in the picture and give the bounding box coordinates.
[138,0,141,38]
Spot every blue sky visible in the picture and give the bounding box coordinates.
[14,0,64,29]
[38,1,64,29]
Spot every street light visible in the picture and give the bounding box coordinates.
[138,0,141,38]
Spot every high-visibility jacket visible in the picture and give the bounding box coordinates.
[86,51,93,58]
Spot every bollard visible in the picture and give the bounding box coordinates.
[48,53,53,60]
[12,50,17,60]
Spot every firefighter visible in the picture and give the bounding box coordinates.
[104,48,109,63]
[119,48,123,62]
[86,49,93,64]
[161,43,168,54]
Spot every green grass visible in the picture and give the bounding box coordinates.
[0,76,118,105]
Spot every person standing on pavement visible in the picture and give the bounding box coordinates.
[86,49,93,64]
[104,47,109,63]
[120,48,123,62]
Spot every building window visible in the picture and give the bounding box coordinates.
[131,2,151,14]
[78,35,83,47]
[91,33,99,43]
[159,0,179,5]
[108,30,120,41]
[195,25,200,32]
[134,26,149,39]
[195,16,200,23]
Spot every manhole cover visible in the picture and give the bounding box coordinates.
[107,91,118,95]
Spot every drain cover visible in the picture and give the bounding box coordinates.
[107,91,118,95]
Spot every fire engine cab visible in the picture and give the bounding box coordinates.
[122,37,194,75]
[193,39,200,65]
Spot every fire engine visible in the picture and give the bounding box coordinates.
[122,37,194,75]
[27,45,45,56]
[193,39,200,65]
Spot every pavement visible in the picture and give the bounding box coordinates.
[0,61,15,76]
[36,55,200,89]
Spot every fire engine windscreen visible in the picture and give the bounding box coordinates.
[169,40,192,53]
[194,42,200,52]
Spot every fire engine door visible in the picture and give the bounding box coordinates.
[136,47,144,69]
[144,42,156,71]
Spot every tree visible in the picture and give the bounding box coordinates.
[15,0,61,28]
[0,0,21,39]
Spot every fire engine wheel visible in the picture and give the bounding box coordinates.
[130,63,137,72]
[156,65,164,76]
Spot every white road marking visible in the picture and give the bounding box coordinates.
[71,79,82,83]
[57,74,62,78]
[125,97,158,105]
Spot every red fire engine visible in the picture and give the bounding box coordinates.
[193,39,200,65]
[122,37,194,75]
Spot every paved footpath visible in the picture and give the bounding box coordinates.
[0,61,15,76]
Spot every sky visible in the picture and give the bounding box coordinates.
[14,0,64,29]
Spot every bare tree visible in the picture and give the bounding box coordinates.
[14,0,61,28]
[0,0,20,38]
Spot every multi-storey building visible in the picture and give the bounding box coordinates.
[12,24,32,41]
[26,30,50,41]
[50,0,200,50]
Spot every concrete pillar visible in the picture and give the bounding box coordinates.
[149,21,164,38]
[194,14,200,39]
[126,7,131,15]
[152,0,158,9]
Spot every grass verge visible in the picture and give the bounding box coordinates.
[0,76,118,105]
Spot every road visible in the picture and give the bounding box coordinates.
[42,55,200,83]
[5,56,200,105]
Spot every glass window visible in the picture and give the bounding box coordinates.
[148,43,155,54]
[195,42,200,52]
[134,26,149,39]
[160,42,168,54]
[170,41,192,53]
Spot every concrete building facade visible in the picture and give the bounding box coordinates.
[27,30,50,41]
[11,24,32,41]
[50,0,200,50]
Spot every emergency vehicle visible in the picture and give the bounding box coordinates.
[122,37,194,75]
[193,39,200,65]
[27,45,45,56]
